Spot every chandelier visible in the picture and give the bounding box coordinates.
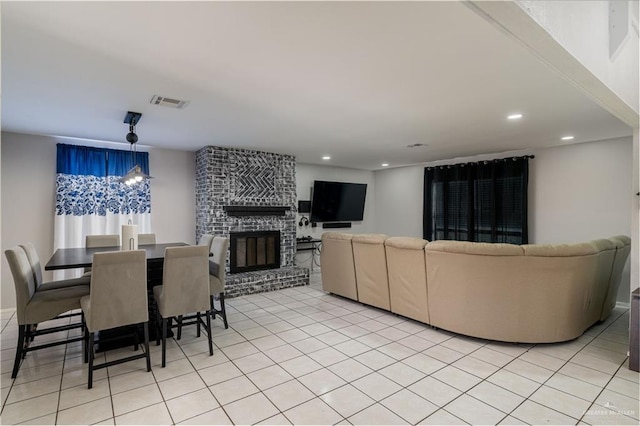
[120,111,152,185]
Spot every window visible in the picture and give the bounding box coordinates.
[423,156,530,244]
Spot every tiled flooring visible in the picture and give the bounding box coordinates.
[0,271,638,425]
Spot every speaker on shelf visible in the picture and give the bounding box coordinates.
[322,222,351,229]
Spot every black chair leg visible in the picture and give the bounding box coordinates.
[177,315,183,340]
[155,309,161,346]
[219,293,229,329]
[143,322,151,372]
[196,312,201,338]
[88,332,95,389]
[133,324,140,351]
[210,295,215,320]
[205,311,213,356]
[11,325,26,379]
[161,318,167,368]
[83,319,89,364]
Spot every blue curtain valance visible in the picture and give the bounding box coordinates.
[56,143,150,177]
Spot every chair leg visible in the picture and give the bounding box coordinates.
[205,311,213,356]
[11,325,26,379]
[210,295,215,319]
[88,332,95,389]
[83,318,89,364]
[22,325,33,359]
[143,322,151,373]
[155,308,161,346]
[133,324,140,351]
[161,318,167,368]
[196,312,201,338]
[219,293,229,329]
[177,315,183,340]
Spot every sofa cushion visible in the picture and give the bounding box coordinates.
[322,232,353,241]
[352,234,387,245]
[590,238,617,252]
[426,240,523,256]
[522,242,598,257]
[384,236,427,250]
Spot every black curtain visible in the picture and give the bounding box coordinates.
[423,156,529,244]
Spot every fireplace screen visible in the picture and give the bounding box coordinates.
[230,231,281,273]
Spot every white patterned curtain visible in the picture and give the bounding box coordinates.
[54,143,152,278]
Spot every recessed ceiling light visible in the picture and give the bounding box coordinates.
[322,156,331,160]
[381,163,389,167]
[561,135,575,141]
[507,113,523,120]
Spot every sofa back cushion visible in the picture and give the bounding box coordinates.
[385,237,429,323]
[352,234,390,310]
[320,232,358,300]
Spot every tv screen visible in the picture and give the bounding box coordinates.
[310,180,367,222]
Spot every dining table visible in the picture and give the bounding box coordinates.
[44,242,188,271]
[45,242,189,350]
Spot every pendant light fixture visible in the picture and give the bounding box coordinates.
[120,111,152,185]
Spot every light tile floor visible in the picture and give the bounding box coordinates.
[0,271,638,425]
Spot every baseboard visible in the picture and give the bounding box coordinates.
[615,301,630,309]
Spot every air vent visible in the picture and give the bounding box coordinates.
[406,143,428,148]
[150,95,190,109]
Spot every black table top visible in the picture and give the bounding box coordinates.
[44,242,189,271]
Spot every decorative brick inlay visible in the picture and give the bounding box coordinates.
[195,146,308,297]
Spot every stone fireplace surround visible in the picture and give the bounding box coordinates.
[195,146,309,298]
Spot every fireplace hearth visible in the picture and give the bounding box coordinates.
[230,231,280,274]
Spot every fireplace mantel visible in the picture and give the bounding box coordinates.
[223,205,290,217]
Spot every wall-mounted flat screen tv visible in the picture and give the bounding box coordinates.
[310,180,367,222]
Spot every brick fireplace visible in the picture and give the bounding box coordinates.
[195,146,309,297]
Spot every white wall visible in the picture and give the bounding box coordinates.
[0,132,196,309]
[148,148,196,245]
[529,137,632,243]
[374,137,633,301]
[295,163,376,240]
[516,0,639,114]
[373,166,424,238]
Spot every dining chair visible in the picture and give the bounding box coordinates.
[5,246,90,379]
[83,234,120,276]
[20,242,90,291]
[209,236,230,329]
[153,245,212,367]
[198,233,214,255]
[86,234,120,248]
[81,249,151,388]
[138,233,156,245]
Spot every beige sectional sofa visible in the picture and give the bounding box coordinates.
[320,232,631,343]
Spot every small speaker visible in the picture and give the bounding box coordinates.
[322,222,351,229]
[298,200,311,214]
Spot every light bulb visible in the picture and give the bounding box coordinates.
[126,179,133,186]
[135,175,143,182]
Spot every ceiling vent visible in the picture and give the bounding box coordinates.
[150,95,190,109]
[406,143,428,148]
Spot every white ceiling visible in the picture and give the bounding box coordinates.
[1,1,632,170]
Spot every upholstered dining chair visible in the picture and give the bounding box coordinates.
[81,250,151,388]
[198,233,214,255]
[138,233,156,245]
[153,245,212,367]
[5,246,90,379]
[86,234,120,248]
[209,236,230,329]
[83,234,120,276]
[20,242,90,291]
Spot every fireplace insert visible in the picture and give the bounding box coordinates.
[229,230,281,273]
